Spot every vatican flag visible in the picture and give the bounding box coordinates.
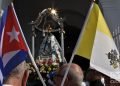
[75,3,120,81]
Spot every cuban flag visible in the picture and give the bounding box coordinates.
[0,3,28,79]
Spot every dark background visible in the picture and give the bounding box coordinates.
[13,0,91,70]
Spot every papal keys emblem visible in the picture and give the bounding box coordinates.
[107,49,120,69]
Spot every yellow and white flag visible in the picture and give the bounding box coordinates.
[76,3,120,81]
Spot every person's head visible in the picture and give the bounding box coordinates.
[54,63,84,86]
[3,61,29,86]
[85,69,105,86]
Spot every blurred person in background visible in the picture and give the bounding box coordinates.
[85,69,105,86]
[54,63,84,86]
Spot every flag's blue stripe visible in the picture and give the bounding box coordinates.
[0,58,3,71]
[0,7,8,41]
[3,51,28,77]
[0,58,3,85]
[0,81,2,86]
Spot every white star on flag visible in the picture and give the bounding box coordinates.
[7,27,20,42]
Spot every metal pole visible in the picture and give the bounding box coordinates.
[61,28,67,63]
[118,26,120,52]
[32,26,35,58]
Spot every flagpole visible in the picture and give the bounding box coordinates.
[32,26,35,58]
[60,1,95,86]
[11,3,46,86]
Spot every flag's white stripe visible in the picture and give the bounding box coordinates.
[0,23,6,58]
[2,50,20,67]
[0,69,3,83]
[0,10,3,17]
[91,30,119,70]
[90,30,120,81]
